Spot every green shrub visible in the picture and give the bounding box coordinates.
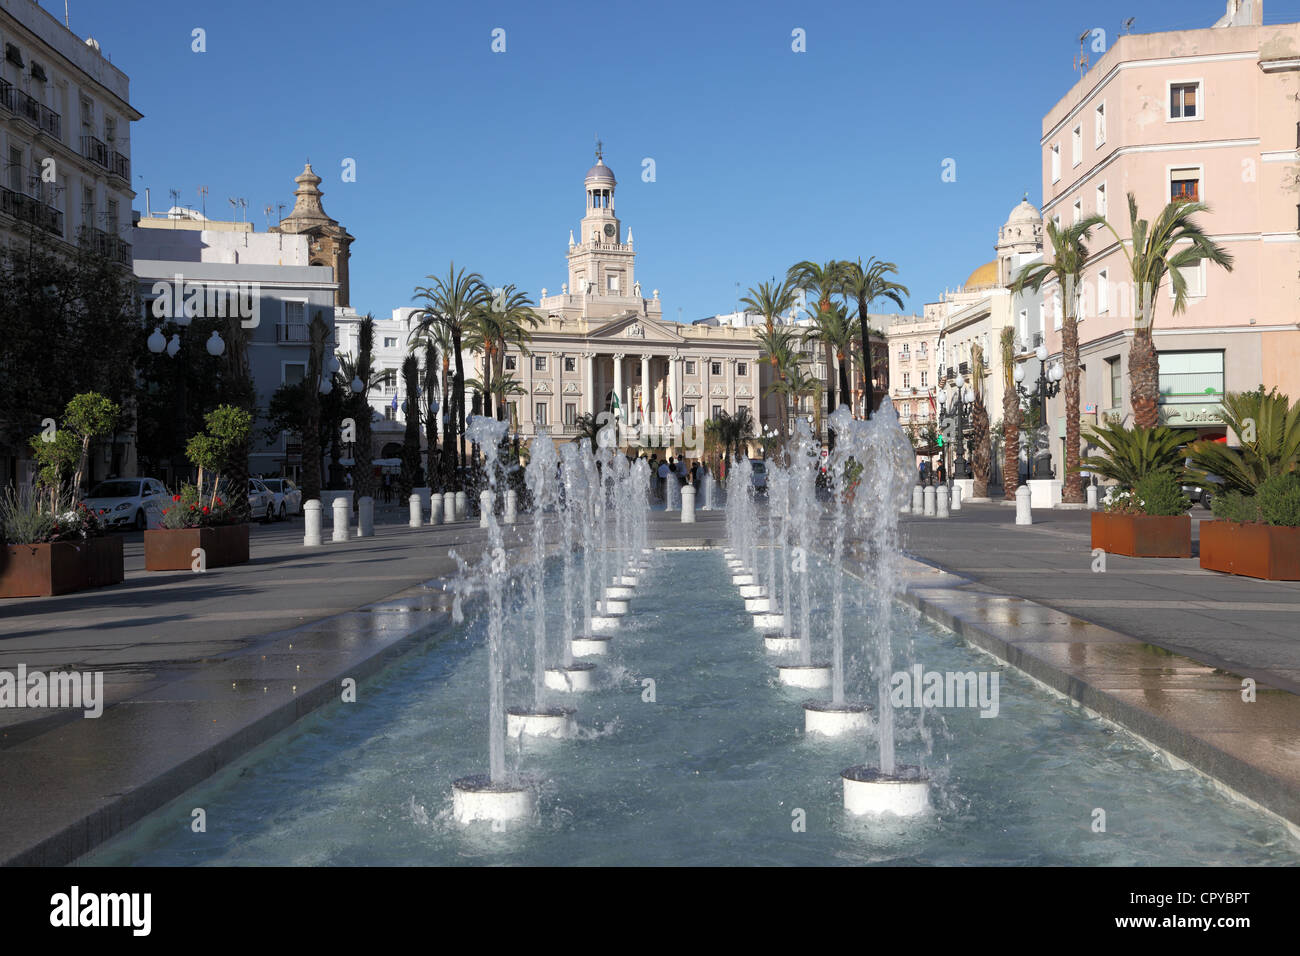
[1133,470,1189,516]
[1078,421,1194,487]
[1255,473,1300,527]
[1210,490,1260,524]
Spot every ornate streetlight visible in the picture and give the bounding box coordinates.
[1015,344,1064,480]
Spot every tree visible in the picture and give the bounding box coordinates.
[786,259,846,422]
[801,302,856,417]
[186,405,252,510]
[1185,387,1299,494]
[465,283,537,421]
[998,328,1021,499]
[352,315,377,504]
[398,354,422,499]
[420,335,440,489]
[411,264,488,484]
[29,429,79,511]
[840,257,909,417]
[1012,214,1106,503]
[740,278,798,334]
[1078,420,1194,488]
[970,344,991,498]
[755,325,799,438]
[62,393,120,495]
[1100,193,1234,429]
[300,312,330,501]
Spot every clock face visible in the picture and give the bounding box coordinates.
[604,223,616,238]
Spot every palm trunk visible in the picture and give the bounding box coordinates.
[452,327,466,481]
[1129,327,1160,429]
[837,350,849,414]
[482,345,494,421]
[1061,313,1084,502]
[440,355,452,486]
[857,295,875,418]
[1002,388,1020,500]
[971,398,990,499]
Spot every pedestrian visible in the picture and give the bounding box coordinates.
[382,472,393,504]
[657,457,669,499]
[937,462,947,485]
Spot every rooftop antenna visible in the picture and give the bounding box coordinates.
[264,204,274,230]
[64,1,69,27]
[1073,30,1090,78]
[228,196,247,222]
[594,134,602,162]
[168,188,180,227]
[196,184,208,220]
[1122,17,1135,34]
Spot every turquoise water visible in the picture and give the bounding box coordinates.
[83,549,1298,866]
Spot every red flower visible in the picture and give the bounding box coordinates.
[190,504,196,510]
[163,509,169,515]
[202,506,209,514]
[215,498,223,506]
[173,494,181,502]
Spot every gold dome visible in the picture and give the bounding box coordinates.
[963,261,999,291]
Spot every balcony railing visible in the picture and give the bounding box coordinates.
[109,150,129,182]
[78,226,131,265]
[81,134,109,169]
[0,184,63,236]
[276,323,310,343]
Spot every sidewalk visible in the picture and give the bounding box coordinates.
[900,503,1300,696]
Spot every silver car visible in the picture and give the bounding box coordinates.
[260,478,301,518]
[82,478,168,530]
[248,478,278,523]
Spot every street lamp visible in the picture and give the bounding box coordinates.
[1016,350,1064,480]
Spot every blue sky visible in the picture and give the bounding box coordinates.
[47,0,1299,321]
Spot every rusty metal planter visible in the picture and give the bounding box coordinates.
[0,536,125,598]
[143,524,250,571]
[1199,520,1300,581]
[1090,512,1191,558]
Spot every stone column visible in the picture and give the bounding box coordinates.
[584,351,596,416]
[613,353,624,421]
[669,352,680,437]
[727,357,737,416]
[640,353,650,430]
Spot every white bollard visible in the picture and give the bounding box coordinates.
[358,496,374,537]
[681,485,697,523]
[923,485,936,517]
[430,494,444,525]
[304,499,323,545]
[455,491,467,522]
[1015,484,1032,525]
[480,490,493,527]
[504,489,517,525]
[1086,485,1098,510]
[332,497,350,542]
[443,491,456,523]
[912,485,924,514]
[409,493,422,528]
[936,485,949,518]
[951,484,962,512]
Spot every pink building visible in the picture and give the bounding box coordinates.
[1037,0,1300,476]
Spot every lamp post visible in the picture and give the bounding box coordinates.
[939,372,975,482]
[1014,344,1064,480]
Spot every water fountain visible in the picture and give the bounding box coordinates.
[509,430,581,735]
[451,415,533,824]
[803,407,869,736]
[701,467,715,511]
[775,421,830,690]
[564,443,610,659]
[840,399,932,815]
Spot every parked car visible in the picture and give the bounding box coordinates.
[1181,451,1236,510]
[749,459,768,490]
[248,478,278,522]
[82,478,168,530]
[260,478,301,518]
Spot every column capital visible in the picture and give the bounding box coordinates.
[726,356,738,365]
[583,351,596,359]
[613,352,626,361]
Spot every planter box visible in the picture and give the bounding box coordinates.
[0,536,125,598]
[1091,512,1191,558]
[144,524,250,571]
[1200,520,1300,581]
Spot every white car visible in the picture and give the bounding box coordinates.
[83,478,168,530]
[749,459,768,490]
[248,478,279,523]
[260,478,301,517]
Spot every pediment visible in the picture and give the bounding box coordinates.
[588,312,684,344]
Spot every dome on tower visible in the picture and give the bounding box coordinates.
[585,159,616,185]
[1004,195,1042,229]
[963,261,999,291]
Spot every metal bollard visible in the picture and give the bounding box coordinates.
[923,485,936,517]
[304,499,323,545]
[332,497,350,542]
[681,484,697,523]
[951,484,962,511]
[409,493,422,528]
[1015,484,1032,525]
[479,490,493,528]
[430,494,443,525]
[912,485,924,514]
[936,485,949,518]
[443,491,456,523]
[358,496,375,537]
[504,489,517,525]
[455,491,467,522]
[1086,485,1098,510]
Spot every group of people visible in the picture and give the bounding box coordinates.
[647,454,708,500]
[918,460,949,485]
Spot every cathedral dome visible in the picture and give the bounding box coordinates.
[1004,196,1042,228]
[963,261,999,291]
[584,159,616,185]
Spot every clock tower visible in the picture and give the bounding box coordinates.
[567,142,636,301]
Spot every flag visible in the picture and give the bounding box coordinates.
[611,391,621,417]
[637,390,644,418]
[391,394,398,411]
[665,394,673,424]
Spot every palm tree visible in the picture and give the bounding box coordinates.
[840,257,909,416]
[411,264,488,483]
[998,327,1021,500]
[787,260,846,421]
[1100,194,1234,429]
[740,278,798,334]
[801,302,856,415]
[220,313,254,523]
[766,364,823,440]
[1012,214,1106,504]
[970,343,991,498]
[398,354,421,498]
[409,320,455,485]
[419,337,440,488]
[465,283,538,420]
[351,314,377,505]
[755,325,799,438]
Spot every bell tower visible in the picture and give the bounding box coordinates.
[567,142,635,302]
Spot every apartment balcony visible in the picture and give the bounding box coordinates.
[78,226,132,265]
[0,80,59,137]
[109,150,130,183]
[276,323,310,343]
[81,134,110,170]
[0,184,63,237]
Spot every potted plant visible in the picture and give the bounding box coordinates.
[143,405,252,571]
[0,486,123,597]
[1091,470,1192,557]
[1188,388,1300,580]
